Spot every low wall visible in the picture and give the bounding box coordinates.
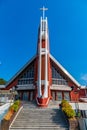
[1,119,9,130]
[0,103,11,130]
[78,118,87,130]
[69,118,79,130]
[70,103,87,110]
[1,104,22,130]
[0,103,10,111]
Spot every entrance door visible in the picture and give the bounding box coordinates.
[30,91,33,101]
[56,92,62,101]
[23,92,29,101]
[52,91,55,100]
[64,92,70,101]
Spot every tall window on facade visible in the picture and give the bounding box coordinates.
[64,92,70,101]
[18,64,34,85]
[52,66,68,85]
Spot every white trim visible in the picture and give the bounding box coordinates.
[44,18,48,98]
[17,85,35,90]
[38,17,42,97]
[51,85,72,91]
[17,84,33,86]
[80,86,87,89]
[50,54,80,87]
[41,80,49,85]
[6,55,36,87]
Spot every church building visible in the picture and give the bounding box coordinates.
[5,7,87,107]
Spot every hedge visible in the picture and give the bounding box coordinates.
[61,100,76,118]
[4,100,21,120]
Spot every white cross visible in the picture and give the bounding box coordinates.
[40,6,48,19]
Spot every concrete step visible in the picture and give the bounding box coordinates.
[11,126,68,129]
[9,102,69,130]
[12,123,67,127]
[11,122,68,125]
[14,120,66,123]
[10,126,68,129]
[10,128,69,130]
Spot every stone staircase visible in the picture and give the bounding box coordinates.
[9,102,69,130]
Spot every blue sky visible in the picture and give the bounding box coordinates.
[0,0,87,85]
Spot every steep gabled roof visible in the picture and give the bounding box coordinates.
[5,54,80,89]
[50,54,80,87]
[6,55,36,88]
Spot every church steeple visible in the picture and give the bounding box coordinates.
[36,6,51,106]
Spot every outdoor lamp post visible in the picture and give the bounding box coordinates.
[11,86,18,101]
[10,87,16,104]
[13,86,18,100]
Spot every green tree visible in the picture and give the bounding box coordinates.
[0,78,7,85]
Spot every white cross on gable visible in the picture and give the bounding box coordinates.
[40,6,48,19]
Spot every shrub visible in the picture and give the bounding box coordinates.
[61,100,72,109]
[62,102,72,109]
[61,100,67,104]
[9,104,15,111]
[67,109,76,118]
[13,104,19,112]
[14,100,20,106]
[9,104,19,112]
[62,108,76,118]
[9,100,20,112]
[4,100,20,120]
[61,100,76,119]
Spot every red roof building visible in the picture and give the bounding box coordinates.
[5,7,87,107]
